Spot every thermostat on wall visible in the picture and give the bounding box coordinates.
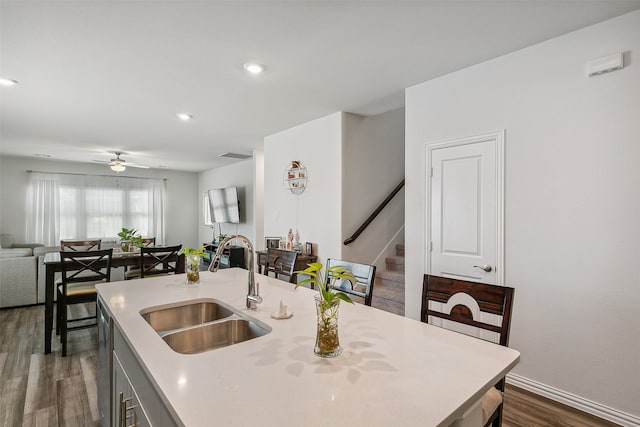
[587,52,624,77]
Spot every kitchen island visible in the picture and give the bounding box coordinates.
[96,268,519,427]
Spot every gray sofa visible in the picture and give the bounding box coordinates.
[0,234,60,308]
[1,235,129,308]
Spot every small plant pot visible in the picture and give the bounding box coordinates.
[121,241,131,252]
[186,254,201,285]
[314,294,342,358]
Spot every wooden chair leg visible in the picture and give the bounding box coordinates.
[492,404,504,427]
[55,301,60,335]
[55,294,62,335]
[61,298,67,357]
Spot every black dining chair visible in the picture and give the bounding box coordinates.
[125,244,182,279]
[265,248,298,283]
[325,258,376,306]
[421,274,515,427]
[60,239,102,251]
[140,237,156,247]
[57,248,113,357]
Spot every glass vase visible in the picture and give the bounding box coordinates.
[186,254,201,285]
[314,294,342,358]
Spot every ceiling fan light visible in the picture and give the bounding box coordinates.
[110,163,126,172]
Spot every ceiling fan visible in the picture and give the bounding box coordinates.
[93,152,150,172]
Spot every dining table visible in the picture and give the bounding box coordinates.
[42,248,184,354]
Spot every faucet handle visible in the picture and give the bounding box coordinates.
[255,282,263,303]
[247,282,263,305]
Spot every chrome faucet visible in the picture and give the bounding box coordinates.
[209,235,262,309]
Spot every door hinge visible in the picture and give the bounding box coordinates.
[429,241,433,252]
[430,167,433,178]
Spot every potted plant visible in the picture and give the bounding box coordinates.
[294,262,356,357]
[117,227,142,252]
[179,245,207,285]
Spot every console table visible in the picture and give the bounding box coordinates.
[203,243,244,269]
[256,250,317,283]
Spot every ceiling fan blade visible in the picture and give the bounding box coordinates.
[126,163,150,169]
[93,155,150,169]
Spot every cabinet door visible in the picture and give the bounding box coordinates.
[113,352,151,427]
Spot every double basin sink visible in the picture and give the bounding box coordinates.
[140,299,271,354]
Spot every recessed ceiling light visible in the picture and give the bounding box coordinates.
[176,113,193,121]
[0,77,19,86]
[243,63,266,75]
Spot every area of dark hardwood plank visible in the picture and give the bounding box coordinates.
[0,304,100,427]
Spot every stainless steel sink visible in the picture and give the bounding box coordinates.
[162,319,270,354]
[140,299,234,334]
[140,299,271,354]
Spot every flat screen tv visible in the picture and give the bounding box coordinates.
[208,187,240,224]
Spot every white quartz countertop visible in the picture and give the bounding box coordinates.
[96,268,520,427]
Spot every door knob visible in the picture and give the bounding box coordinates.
[473,264,492,272]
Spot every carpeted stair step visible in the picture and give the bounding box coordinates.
[385,255,405,273]
[376,270,405,291]
[372,293,405,316]
[371,243,406,316]
[373,281,404,302]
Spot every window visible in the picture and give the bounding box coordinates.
[203,192,213,226]
[26,173,165,246]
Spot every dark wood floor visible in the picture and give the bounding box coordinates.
[0,304,99,427]
[503,384,620,427]
[0,305,621,427]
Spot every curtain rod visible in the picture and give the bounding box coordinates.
[26,170,167,181]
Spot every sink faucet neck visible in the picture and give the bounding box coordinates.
[209,235,261,309]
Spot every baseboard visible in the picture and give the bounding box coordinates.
[507,373,640,427]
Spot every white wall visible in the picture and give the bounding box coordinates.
[264,113,343,263]
[254,148,265,253]
[198,158,257,246]
[0,155,199,248]
[405,10,640,421]
[342,109,405,268]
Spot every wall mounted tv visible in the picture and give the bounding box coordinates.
[208,187,240,224]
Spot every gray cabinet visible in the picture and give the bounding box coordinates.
[112,324,179,426]
[113,352,151,427]
[98,295,180,427]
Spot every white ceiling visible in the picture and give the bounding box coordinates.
[2,1,639,172]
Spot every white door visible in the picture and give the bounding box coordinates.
[428,131,504,285]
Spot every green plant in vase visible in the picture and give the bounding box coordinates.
[295,262,356,357]
[179,245,207,285]
[117,227,141,252]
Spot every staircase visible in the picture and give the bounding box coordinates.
[372,244,405,316]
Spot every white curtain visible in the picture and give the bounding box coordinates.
[26,173,61,246]
[26,172,166,246]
